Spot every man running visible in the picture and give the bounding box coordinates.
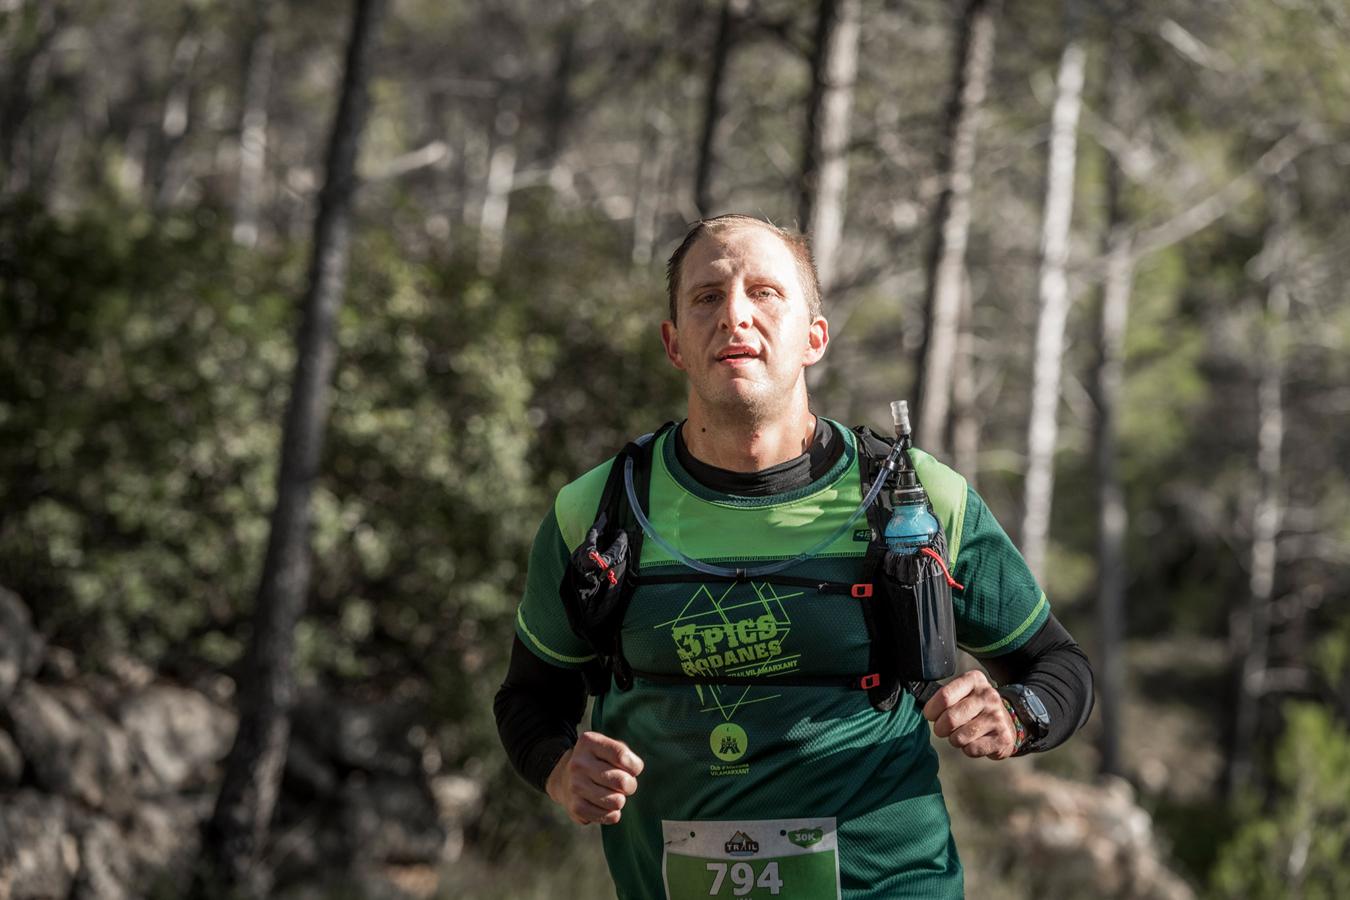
[495,214,1093,899]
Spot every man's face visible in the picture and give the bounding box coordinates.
[660,226,828,418]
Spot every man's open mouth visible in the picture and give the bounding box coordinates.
[717,347,759,361]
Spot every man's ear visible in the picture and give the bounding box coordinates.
[803,315,829,367]
[660,319,686,371]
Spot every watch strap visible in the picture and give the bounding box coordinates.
[1001,696,1028,753]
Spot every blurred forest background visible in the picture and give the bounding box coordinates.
[2,0,1349,897]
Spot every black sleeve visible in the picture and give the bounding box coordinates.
[976,613,1094,755]
[493,635,589,792]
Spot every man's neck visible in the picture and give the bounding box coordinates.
[682,390,816,473]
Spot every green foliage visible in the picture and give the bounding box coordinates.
[0,186,683,803]
[1209,703,1350,900]
[0,195,297,665]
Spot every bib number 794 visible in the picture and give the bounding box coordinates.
[705,861,783,896]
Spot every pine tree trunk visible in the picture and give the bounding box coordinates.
[147,16,203,210]
[1020,20,1086,580]
[632,105,672,266]
[540,11,579,187]
[200,0,384,893]
[0,2,69,195]
[1091,20,1136,779]
[694,0,748,216]
[478,94,520,277]
[233,0,275,248]
[1093,231,1132,778]
[798,0,861,295]
[950,273,980,485]
[913,0,999,456]
[1226,180,1292,800]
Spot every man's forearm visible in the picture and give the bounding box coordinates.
[493,635,588,791]
[977,614,1094,754]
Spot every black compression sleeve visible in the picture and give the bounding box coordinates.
[976,613,1094,755]
[493,636,588,792]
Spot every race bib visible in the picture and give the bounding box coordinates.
[661,817,841,900]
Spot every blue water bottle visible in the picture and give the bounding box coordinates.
[877,400,956,685]
[882,401,939,554]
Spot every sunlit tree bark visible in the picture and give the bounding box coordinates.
[478,94,520,277]
[233,0,275,248]
[0,2,69,195]
[1020,11,1086,580]
[950,274,980,485]
[912,0,999,457]
[1091,27,1135,776]
[146,10,203,210]
[1226,178,1292,800]
[798,0,861,295]
[694,0,749,216]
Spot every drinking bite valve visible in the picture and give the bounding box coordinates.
[891,400,911,441]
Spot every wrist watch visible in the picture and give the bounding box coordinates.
[997,684,1050,750]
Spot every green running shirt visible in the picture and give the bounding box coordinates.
[515,422,1050,900]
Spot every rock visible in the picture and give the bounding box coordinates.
[0,588,44,703]
[119,684,236,794]
[0,790,77,900]
[291,692,419,777]
[125,793,211,873]
[339,772,446,865]
[0,727,24,786]
[72,816,135,900]
[38,645,78,683]
[284,732,340,797]
[429,774,483,864]
[429,774,483,825]
[63,795,209,900]
[5,683,135,812]
[1001,769,1196,900]
[1,664,478,900]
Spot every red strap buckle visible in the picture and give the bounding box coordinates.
[859,673,881,690]
[588,550,618,586]
[850,584,873,599]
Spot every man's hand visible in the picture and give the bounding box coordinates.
[546,731,644,826]
[922,669,1018,760]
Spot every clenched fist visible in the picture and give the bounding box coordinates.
[546,731,645,825]
[922,669,1018,760]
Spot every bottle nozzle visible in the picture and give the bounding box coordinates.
[890,401,911,440]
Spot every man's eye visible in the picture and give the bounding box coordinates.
[696,293,720,304]
[753,288,779,299]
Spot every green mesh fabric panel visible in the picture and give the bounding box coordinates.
[949,487,1051,656]
[621,558,870,681]
[511,423,1053,897]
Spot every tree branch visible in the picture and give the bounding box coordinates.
[1131,128,1323,259]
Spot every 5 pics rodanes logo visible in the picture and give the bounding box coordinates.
[724,831,760,856]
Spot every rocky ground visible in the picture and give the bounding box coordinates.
[2,584,1210,899]
[0,588,482,899]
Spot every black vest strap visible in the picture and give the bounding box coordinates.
[633,572,869,596]
[627,669,872,690]
[851,427,909,711]
[581,423,675,693]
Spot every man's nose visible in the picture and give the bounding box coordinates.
[720,285,754,331]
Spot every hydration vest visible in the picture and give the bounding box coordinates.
[559,422,960,712]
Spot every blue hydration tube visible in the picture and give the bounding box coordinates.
[623,433,903,578]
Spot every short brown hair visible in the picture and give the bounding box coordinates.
[664,214,821,323]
